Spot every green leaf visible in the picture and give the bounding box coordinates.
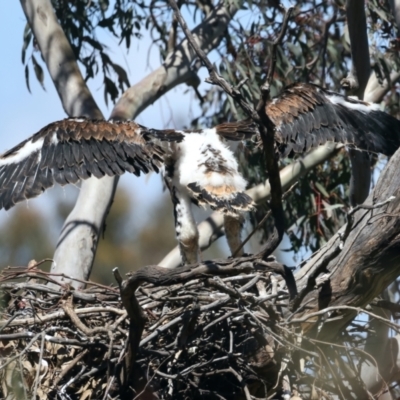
[111,62,130,88]
[82,36,103,51]
[21,23,32,64]
[25,64,31,94]
[32,55,45,90]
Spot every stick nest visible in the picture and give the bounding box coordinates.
[0,261,295,399]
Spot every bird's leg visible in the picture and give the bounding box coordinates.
[172,189,201,265]
[224,214,245,257]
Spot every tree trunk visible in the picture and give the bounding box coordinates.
[291,146,400,338]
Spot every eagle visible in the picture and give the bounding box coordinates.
[0,83,399,264]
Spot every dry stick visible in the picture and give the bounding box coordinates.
[32,331,46,400]
[0,306,125,329]
[61,297,111,336]
[0,329,47,371]
[232,182,298,257]
[167,0,260,122]
[255,7,293,260]
[287,305,400,332]
[228,367,252,400]
[53,349,89,388]
[18,354,28,400]
[132,356,172,400]
[114,267,147,390]
[0,265,119,293]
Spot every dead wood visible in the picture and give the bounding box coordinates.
[1,149,400,399]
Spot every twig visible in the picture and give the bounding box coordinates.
[32,331,46,399]
[286,305,400,332]
[62,297,111,336]
[227,367,252,400]
[233,182,298,257]
[140,296,231,346]
[53,349,89,387]
[255,7,293,260]
[0,306,125,329]
[265,6,294,85]
[168,0,259,122]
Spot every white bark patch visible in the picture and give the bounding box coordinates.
[327,94,380,113]
[0,137,44,166]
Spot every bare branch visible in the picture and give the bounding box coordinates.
[265,6,293,86]
[170,0,294,258]
[342,0,372,206]
[253,6,293,260]
[341,0,371,94]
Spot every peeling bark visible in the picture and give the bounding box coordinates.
[343,0,373,207]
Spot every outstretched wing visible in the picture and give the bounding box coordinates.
[0,118,184,210]
[266,83,400,156]
[176,128,254,215]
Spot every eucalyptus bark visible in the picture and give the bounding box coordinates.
[290,145,400,336]
[20,0,240,287]
[344,0,372,206]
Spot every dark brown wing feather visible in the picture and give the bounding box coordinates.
[266,83,400,156]
[214,119,259,141]
[0,118,184,210]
